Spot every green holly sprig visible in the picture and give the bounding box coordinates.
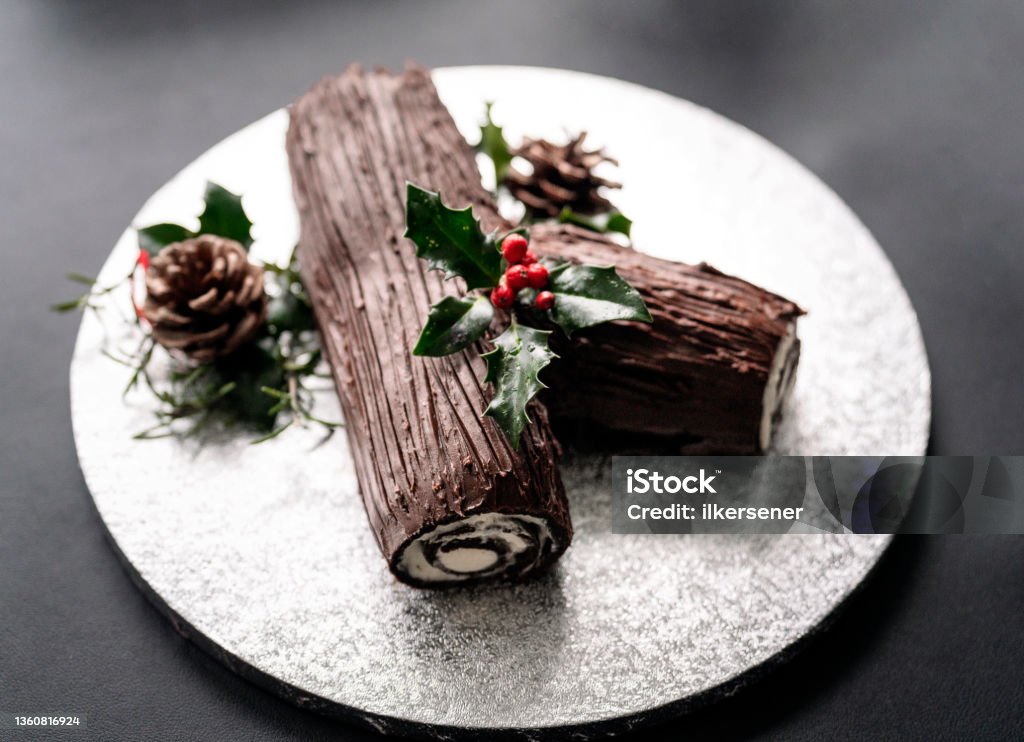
[405,182,651,446]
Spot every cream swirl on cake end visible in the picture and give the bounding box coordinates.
[394,513,559,587]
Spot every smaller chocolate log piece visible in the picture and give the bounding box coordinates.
[531,224,804,454]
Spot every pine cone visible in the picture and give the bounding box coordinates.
[144,235,267,362]
[505,132,622,217]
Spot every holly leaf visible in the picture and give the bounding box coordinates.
[482,322,557,446]
[546,262,652,336]
[137,223,193,256]
[413,295,495,357]
[198,181,254,248]
[404,183,503,290]
[478,102,513,184]
[136,181,253,255]
[557,207,632,238]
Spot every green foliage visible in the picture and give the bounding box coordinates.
[478,102,513,184]
[482,321,557,446]
[114,248,340,443]
[51,270,134,314]
[58,181,337,443]
[557,207,632,238]
[137,223,193,256]
[403,176,653,447]
[546,262,652,336]
[136,182,253,258]
[197,182,254,248]
[404,183,503,290]
[413,295,494,357]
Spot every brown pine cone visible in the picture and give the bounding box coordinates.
[144,235,267,362]
[505,132,622,217]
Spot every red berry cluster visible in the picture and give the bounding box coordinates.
[490,234,555,311]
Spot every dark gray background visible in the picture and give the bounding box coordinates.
[2,1,1022,739]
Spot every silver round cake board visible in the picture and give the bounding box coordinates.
[71,66,931,738]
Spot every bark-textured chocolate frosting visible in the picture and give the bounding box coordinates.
[287,65,570,588]
[530,223,803,453]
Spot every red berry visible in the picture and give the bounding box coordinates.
[501,233,529,264]
[526,262,549,289]
[521,250,538,265]
[505,264,529,291]
[136,249,150,270]
[535,291,555,311]
[491,283,515,310]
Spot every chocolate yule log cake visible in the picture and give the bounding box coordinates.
[287,63,802,586]
[287,66,571,588]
